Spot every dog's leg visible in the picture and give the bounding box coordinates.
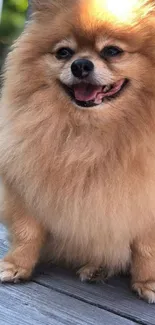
[0,187,45,283]
[131,233,155,303]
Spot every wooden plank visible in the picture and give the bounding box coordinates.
[0,226,153,325]
[0,226,137,325]
[0,225,8,256]
[0,277,138,325]
[34,267,155,325]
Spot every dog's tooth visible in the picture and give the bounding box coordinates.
[103,85,111,93]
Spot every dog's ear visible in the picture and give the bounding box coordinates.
[31,0,63,12]
[31,0,52,11]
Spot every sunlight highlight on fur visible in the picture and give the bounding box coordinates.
[105,0,138,21]
[90,0,152,24]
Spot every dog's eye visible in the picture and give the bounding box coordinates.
[100,46,123,59]
[56,47,74,60]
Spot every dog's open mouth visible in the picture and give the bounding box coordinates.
[62,78,129,108]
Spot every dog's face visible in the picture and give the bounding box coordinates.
[12,0,155,114]
[54,35,130,109]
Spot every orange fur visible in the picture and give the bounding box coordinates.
[0,0,155,302]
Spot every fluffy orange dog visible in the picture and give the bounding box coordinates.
[0,0,155,303]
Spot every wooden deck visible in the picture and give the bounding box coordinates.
[0,226,155,325]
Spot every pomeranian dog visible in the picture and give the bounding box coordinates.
[0,0,155,303]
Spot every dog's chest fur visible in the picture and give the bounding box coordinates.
[1,109,152,270]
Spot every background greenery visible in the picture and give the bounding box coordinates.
[0,0,28,72]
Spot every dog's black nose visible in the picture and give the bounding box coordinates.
[71,59,94,79]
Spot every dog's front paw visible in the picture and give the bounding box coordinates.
[132,281,155,303]
[0,260,32,283]
[77,264,107,283]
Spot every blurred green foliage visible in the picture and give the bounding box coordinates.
[0,0,28,71]
[1,0,28,42]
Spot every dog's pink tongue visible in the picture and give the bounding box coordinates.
[74,83,102,102]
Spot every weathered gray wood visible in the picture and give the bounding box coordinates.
[0,274,137,325]
[0,225,154,325]
[0,226,138,325]
[1,282,136,325]
[34,267,155,325]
